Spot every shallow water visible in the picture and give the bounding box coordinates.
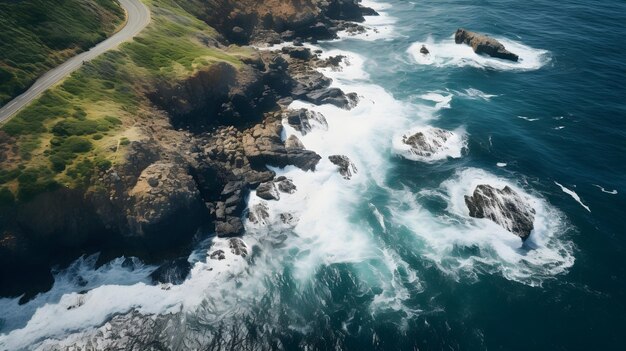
[2,0,626,349]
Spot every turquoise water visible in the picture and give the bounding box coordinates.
[1,0,625,349]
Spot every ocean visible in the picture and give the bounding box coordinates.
[1,0,625,349]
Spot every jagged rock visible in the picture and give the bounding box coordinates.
[285,135,305,149]
[257,181,280,200]
[248,202,270,224]
[455,28,519,62]
[150,258,191,285]
[402,128,454,158]
[286,109,328,135]
[209,250,226,260]
[305,88,357,109]
[464,185,536,240]
[277,178,297,194]
[229,238,248,257]
[215,216,244,237]
[329,155,357,180]
[420,45,429,55]
[243,120,321,171]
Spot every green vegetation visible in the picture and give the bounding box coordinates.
[0,0,125,105]
[0,0,253,201]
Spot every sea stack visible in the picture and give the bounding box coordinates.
[454,28,519,62]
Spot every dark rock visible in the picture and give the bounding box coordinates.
[401,128,454,158]
[286,109,328,135]
[229,238,248,257]
[215,216,244,237]
[243,120,321,171]
[420,45,429,55]
[209,250,226,260]
[305,88,358,109]
[150,257,191,285]
[256,181,280,200]
[248,202,270,224]
[282,46,312,60]
[464,185,536,240]
[329,155,358,180]
[277,178,297,194]
[455,28,519,62]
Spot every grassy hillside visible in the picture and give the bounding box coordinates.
[0,0,125,105]
[0,0,253,202]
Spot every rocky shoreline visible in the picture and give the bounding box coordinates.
[0,0,379,299]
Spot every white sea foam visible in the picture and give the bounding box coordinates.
[392,125,467,162]
[392,168,575,286]
[593,184,618,195]
[458,88,498,101]
[517,115,540,121]
[555,181,591,212]
[497,162,507,167]
[408,35,550,71]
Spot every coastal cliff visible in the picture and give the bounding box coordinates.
[0,0,376,298]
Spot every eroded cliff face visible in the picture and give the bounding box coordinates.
[0,0,376,298]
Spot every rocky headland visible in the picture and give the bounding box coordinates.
[0,0,378,298]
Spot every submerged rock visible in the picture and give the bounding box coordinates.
[229,238,248,257]
[464,185,536,240]
[402,128,454,158]
[329,155,357,180]
[248,202,270,224]
[455,28,519,62]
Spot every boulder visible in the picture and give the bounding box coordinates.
[285,135,305,149]
[464,185,536,240]
[243,120,321,171]
[329,155,357,180]
[256,181,280,201]
[420,45,429,55]
[215,216,244,237]
[455,28,519,62]
[286,109,328,135]
[277,178,297,194]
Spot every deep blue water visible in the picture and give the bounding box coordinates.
[339,0,626,348]
[1,0,625,349]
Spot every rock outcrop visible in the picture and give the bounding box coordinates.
[329,155,357,180]
[402,128,453,158]
[464,185,536,240]
[455,28,519,62]
[243,118,321,171]
[286,108,328,135]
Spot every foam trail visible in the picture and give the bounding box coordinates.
[593,184,618,195]
[555,181,591,212]
[459,88,498,101]
[408,35,550,71]
[517,116,540,121]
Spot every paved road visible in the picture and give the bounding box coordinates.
[0,0,150,124]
